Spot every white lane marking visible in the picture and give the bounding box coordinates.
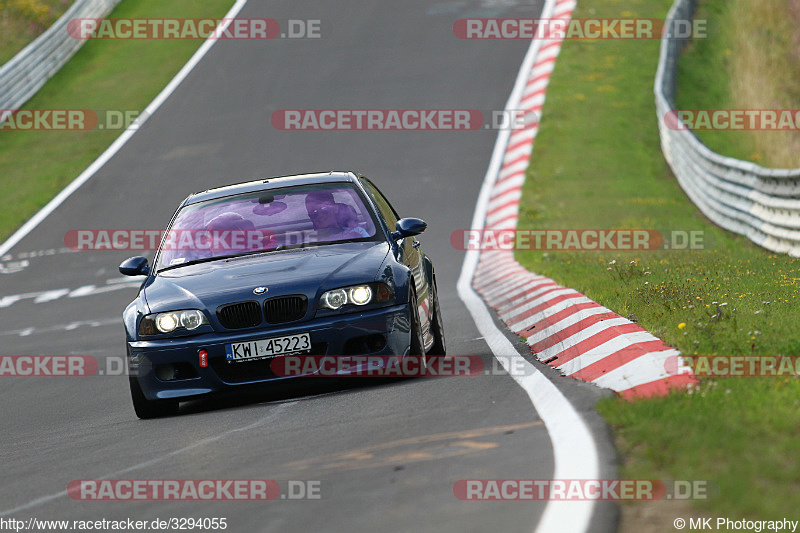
[457,1,600,532]
[4,247,76,260]
[33,289,70,304]
[0,260,29,274]
[0,318,120,337]
[0,248,86,275]
[0,0,249,259]
[0,401,296,516]
[0,248,88,275]
[0,278,142,309]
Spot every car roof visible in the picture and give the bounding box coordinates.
[184,171,361,205]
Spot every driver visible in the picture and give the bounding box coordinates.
[305,191,344,241]
[305,191,368,241]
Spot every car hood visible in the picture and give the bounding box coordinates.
[142,241,391,313]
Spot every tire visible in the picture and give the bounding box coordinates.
[129,376,179,419]
[427,277,446,357]
[408,285,427,374]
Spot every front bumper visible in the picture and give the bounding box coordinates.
[128,303,410,401]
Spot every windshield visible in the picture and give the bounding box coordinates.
[156,183,380,271]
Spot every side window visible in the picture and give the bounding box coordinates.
[360,178,399,230]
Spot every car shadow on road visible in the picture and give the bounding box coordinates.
[175,376,413,417]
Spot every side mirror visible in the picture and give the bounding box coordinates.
[391,218,427,240]
[119,256,150,277]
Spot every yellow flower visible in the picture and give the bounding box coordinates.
[678,323,686,330]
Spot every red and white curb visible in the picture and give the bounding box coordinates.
[471,0,698,399]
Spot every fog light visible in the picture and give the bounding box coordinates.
[156,364,176,381]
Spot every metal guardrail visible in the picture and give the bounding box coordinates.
[655,0,800,257]
[0,0,121,115]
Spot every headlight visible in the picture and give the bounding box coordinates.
[349,285,372,305]
[180,310,204,330]
[322,289,348,310]
[139,309,209,336]
[319,283,392,310]
[156,313,179,333]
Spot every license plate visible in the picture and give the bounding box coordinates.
[225,333,311,363]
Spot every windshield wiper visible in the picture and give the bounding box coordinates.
[157,254,240,273]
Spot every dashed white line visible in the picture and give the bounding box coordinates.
[0,318,119,337]
[0,279,142,309]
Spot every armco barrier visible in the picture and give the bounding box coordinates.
[0,0,121,119]
[655,0,800,256]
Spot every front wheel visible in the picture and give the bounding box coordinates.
[427,277,446,357]
[129,377,179,419]
[408,286,427,374]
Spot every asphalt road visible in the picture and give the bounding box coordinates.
[0,1,618,531]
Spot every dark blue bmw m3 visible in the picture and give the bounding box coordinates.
[119,171,446,418]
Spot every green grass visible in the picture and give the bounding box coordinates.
[671,0,751,162]
[514,0,800,521]
[0,0,234,242]
[674,0,800,167]
[600,378,800,519]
